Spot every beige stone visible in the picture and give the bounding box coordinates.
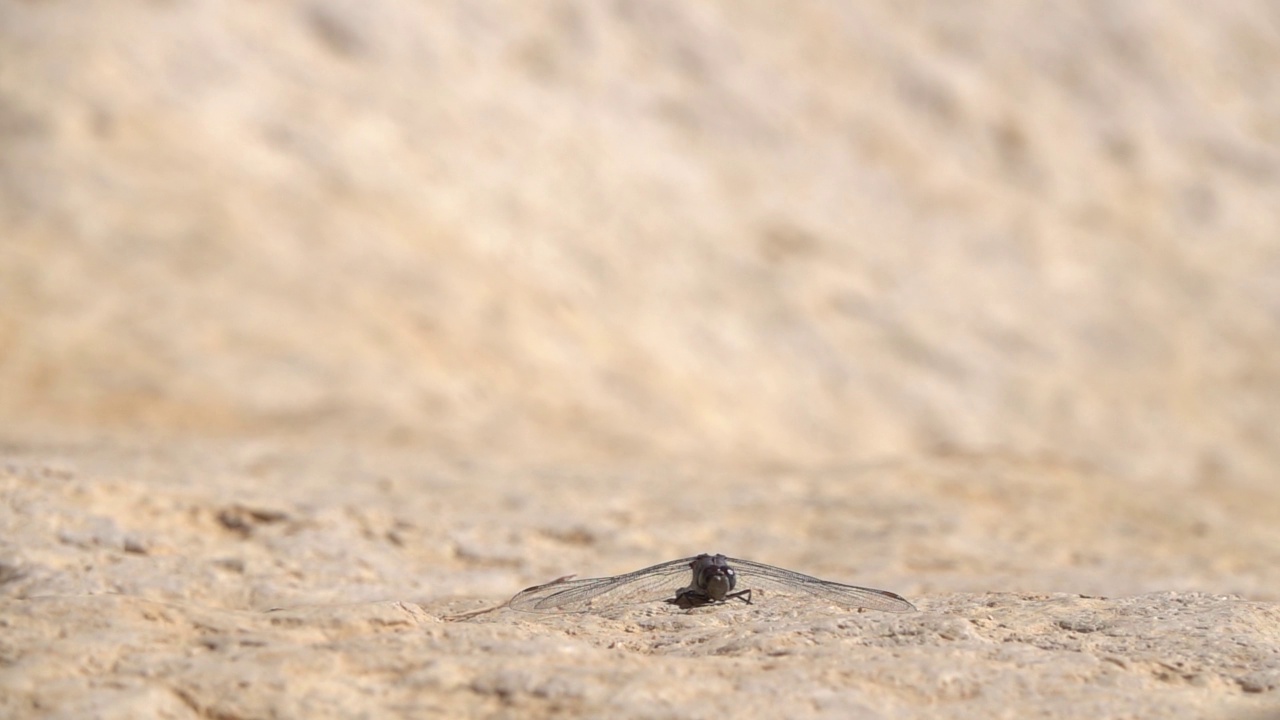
[1,1,1278,717]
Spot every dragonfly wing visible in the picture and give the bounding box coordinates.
[508,556,697,613]
[727,557,916,612]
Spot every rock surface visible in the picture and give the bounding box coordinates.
[2,1,1279,718]
[2,446,1279,719]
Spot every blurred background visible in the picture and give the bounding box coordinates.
[2,0,1278,487]
[5,8,1280,716]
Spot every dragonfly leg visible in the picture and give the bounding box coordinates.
[667,588,754,609]
[668,588,714,609]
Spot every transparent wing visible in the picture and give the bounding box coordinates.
[508,556,697,613]
[727,557,916,612]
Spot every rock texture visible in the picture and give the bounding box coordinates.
[2,447,1279,719]
[1,1,1279,718]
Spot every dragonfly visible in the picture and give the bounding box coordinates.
[504,553,916,614]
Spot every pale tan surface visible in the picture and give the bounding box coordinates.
[2,1,1280,718]
[2,446,1279,719]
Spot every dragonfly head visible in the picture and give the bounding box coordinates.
[691,553,737,601]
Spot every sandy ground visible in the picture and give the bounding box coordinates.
[2,1,1280,718]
